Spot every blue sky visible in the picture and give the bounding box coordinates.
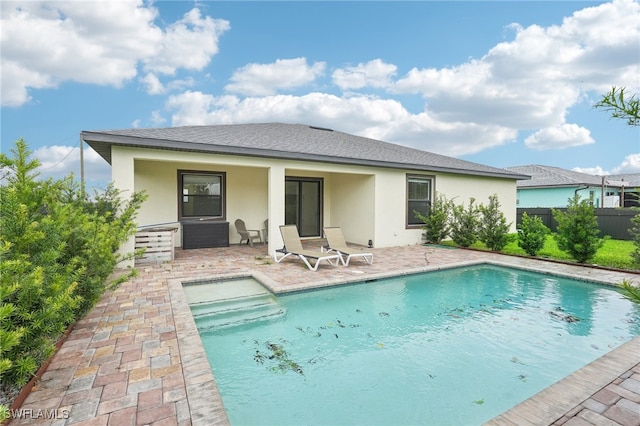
[1,0,639,190]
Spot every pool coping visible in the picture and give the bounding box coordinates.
[485,336,640,426]
[168,258,640,426]
[168,277,230,425]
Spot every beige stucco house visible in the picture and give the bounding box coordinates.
[81,123,528,266]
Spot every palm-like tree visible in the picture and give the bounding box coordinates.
[594,86,639,126]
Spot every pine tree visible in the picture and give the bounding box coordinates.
[478,194,512,251]
[552,194,603,263]
[517,212,550,256]
[628,213,640,266]
[414,192,452,244]
[450,198,479,248]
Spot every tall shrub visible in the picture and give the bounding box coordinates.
[450,198,480,248]
[58,182,146,315]
[517,212,550,256]
[414,192,452,244]
[0,141,80,385]
[0,139,145,388]
[478,194,512,251]
[552,194,604,263]
[629,212,640,266]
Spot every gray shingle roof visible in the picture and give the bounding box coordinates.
[81,122,528,180]
[505,164,615,188]
[608,173,640,187]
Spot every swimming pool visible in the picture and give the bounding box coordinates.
[187,265,640,425]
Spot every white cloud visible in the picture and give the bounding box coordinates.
[165,77,195,92]
[131,110,168,129]
[34,145,111,183]
[385,0,639,133]
[165,91,516,156]
[143,7,230,75]
[573,153,640,176]
[6,0,639,165]
[35,145,78,175]
[0,59,54,107]
[378,116,518,157]
[167,0,637,158]
[524,124,595,150]
[1,1,229,107]
[140,73,165,95]
[140,72,196,95]
[224,58,326,96]
[150,111,167,126]
[572,166,608,175]
[332,59,397,90]
[612,153,640,173]
[158,0,637,159]
[167,91,408,130]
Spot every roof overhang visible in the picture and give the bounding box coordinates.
[81,131,531,181]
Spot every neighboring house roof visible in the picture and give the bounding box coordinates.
[81,123,529,180]
[607,173,640,187]
[505,165,612,188]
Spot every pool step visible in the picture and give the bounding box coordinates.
[191,294,285,331]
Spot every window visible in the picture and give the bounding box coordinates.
[407,175,433,226]
[178,171,225,220]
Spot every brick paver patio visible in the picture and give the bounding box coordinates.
[7,243,640,426]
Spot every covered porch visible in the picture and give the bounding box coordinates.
[114,149,381,267]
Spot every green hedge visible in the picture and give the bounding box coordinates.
[0,139,146,389]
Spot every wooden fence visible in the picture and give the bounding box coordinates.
[516,208,638,240]
[135,228,177,263]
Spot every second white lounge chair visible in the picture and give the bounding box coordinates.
[323,227,374,266]
[275,225,341,271]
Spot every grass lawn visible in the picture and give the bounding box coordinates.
[443,234,638,270]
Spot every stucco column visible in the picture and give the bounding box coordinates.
[111,147,136,268]
[267,165,285,257]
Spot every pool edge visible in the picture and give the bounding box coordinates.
[169,262,640,426]
[484,336,640,426]
[168,277,231,426]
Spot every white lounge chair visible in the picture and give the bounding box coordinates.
[323,227,374,266]
[275,225,341,271]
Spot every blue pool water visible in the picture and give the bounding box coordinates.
[190,265,640,426]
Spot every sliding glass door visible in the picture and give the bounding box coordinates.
[285,178,322,237]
